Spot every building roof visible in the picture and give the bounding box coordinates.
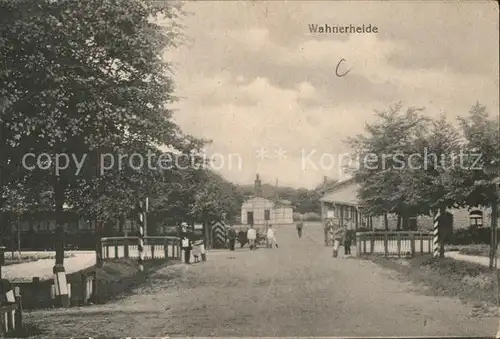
[319,178,360,206]
[316,178,340,195]
[244,197,273,203]
[242,196,275,208]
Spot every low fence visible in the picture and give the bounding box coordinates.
[101,236,181,261]
[356,231,433,257]
[0,287,23,336]
[10,269,96,310]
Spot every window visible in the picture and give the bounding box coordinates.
[264,210,270,221]
[470,210,483,227]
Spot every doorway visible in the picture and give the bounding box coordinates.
[247,211,254,225]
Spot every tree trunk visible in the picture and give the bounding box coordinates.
[17,214,21,259]
[53,178,66,267]
[396,214,402,230]
[95,219,104,268]
[384,213,389,230]
[490,200,498,269]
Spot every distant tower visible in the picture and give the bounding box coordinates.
[254,174,262,198]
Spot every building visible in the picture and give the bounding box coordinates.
[241,196,275,225]
[240,174,294,225]
[320,178,366,229]
[319,177,492,230]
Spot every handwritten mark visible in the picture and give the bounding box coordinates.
[336,58,352,77]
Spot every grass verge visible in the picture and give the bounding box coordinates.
[92,258,177,304]
[370,255,497,307]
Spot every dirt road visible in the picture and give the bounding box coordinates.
[26,223,498,337]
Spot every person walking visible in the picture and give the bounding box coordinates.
[296,219,303,238]
[247,224,256,250]
[332,223,344,258]
[267,224,278,248]
[228,225,237,251]
[181,222,192,264]
[344,222,353,256]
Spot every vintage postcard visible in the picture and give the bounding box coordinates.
[0,1,498,338]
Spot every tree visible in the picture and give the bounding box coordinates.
[346,103,428,227]
[401,114,462,256]
[188,169,244,224]
[448,102,500,266]
[0,0,186,272]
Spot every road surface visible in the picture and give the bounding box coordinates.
[3,251,96,282]
[26,224,498,337]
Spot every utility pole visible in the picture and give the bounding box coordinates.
[17,214,21,260]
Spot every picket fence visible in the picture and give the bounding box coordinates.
[356,231,433,257]
[101,236,181,261]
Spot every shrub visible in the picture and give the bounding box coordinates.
[449,226,493,245]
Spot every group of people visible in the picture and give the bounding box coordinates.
[180,222,206,264]
[226,224,279,251]
[328,220,354,257]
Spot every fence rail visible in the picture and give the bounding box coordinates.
[101,236,181,261]
[355,231,433,257]
[0,286,22,336]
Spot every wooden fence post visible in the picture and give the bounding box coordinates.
[124,238,129,259]
[90,270,97,304]
[370,232,375,255]
[420,233,424,254]
[14,287,22,332]
[384,232,388,257]
[397,233,401,257]
[114,239,119,259]
[105,242,110,259]
[410,233,415,257]
[80,273,86,305]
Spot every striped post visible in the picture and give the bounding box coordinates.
[433,210,440,258]
[137,202,145,272]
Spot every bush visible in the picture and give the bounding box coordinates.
[293,212,321,221]
[304,212,321,221]
[449,226,493,245]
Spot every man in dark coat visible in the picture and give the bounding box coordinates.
[227,225,237,251]
[296,221,303,238]
[238,229,248,248]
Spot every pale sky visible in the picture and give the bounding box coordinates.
[165,1,499,189]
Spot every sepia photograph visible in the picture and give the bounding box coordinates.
[0,0,498,337]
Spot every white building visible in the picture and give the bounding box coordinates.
[241,197,274,225]
[240,174,294,225]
